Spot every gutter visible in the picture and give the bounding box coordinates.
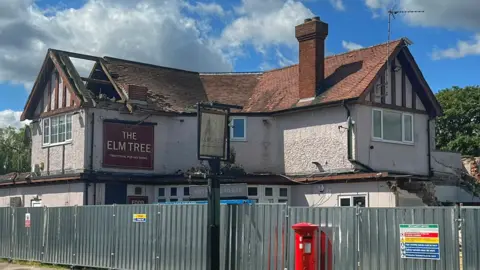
[343,101,374,172]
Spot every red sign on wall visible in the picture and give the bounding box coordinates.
[103,121,155,170]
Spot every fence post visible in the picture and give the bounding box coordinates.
[41,206,47,263]
[110,204,117,270]
[73,205,78,267]
[284,205,289,270]
[457,204,464,268]
[355,205,362,270]
[9,207,14,262]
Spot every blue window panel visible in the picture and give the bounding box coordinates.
[232,119,245,138]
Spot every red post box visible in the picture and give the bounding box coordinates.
[292,222,319,270]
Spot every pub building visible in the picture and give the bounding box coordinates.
[1,17,450,208]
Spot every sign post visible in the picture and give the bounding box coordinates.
[399,224,440,260]
[196,102,242,270]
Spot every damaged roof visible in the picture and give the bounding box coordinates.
[21,38,441,119]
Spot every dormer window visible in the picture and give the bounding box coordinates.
[372,109,414,144]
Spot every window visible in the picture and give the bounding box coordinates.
[372,109,413,143]
[158,188,165,197]
[170,187,177,197]
[248,187,258,196]
[338,195,367,207]
[247,185,290,204]
[134,187,143,195]
[43,114,73,146]
[184,187,190,196]
[230,117,246,141]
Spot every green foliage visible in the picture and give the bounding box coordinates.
[435,85,480,156]
[0,126,31,175]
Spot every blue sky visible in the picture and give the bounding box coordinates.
[0,0,479,127]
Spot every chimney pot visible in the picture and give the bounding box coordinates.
[304,18,312,23]
[295,16,329,99]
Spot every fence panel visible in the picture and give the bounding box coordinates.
[230,204,286,270]
[43,207,77,266]
[156,204,208,270]
[461,207,480,270]
[75,205,115,269]
[113,204,159,270]
[360,207,459,270]
[0,207,12,259]
[11,207,44,262]
[288,207,358,270]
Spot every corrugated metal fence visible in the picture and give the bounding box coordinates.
[1,204,479,270]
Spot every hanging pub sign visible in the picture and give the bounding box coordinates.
[103,120,155,170]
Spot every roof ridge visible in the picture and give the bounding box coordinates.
[200,72,263,75]
[263,64,299,73]
[325,37,406,60]
[103,56,200,74]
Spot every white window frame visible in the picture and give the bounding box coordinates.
[247,185,290,204]
[338,194,368,207]
[43,114,73,147]
[230,116,247,141]
[156,185,191,202]
[372,108,414,144]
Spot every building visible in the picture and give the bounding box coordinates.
[0,16,471,207]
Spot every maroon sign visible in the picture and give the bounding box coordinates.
[128,196,148,204]
[103,121,154,170]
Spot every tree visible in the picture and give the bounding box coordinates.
[435,85,480,156]
[0,126,31,175]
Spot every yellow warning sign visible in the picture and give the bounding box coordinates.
[133,214,147,223]
[400,237,439,244]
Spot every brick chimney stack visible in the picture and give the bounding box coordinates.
[295,16,329,100]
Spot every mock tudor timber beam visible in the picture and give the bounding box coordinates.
[80,77,113,85]
[51,49,101,62]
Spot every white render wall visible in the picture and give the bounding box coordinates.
[28,103,433,176]
[30,110,87,175]
[353,104,430,175]
[276,106,354,175]
[0,183,85,207]
[85,108,284,175]
[290,181,396,207]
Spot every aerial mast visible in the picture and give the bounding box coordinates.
[384,7,424,89]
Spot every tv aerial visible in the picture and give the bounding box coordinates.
[383,4,424,90]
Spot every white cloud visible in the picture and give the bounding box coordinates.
[364,0,480,30]
[183,2,225,16]
[329,0,345,11]
[342,40,363,51]
[364,0,480,60]
[218,0,314,54]
[0,0,233,89]
[0,110,30,129]
[432,34,480,60]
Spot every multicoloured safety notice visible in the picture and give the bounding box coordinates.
[400,224,440,260]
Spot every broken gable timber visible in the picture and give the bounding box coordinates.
[360,46,442,117]
[21,49,129,121]
[21,52,83,121]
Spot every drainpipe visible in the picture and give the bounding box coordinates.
[343,101,374,172]
[90,112,96,205]
[427,117,433,177]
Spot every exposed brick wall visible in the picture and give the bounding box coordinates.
[295,18,328,99]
